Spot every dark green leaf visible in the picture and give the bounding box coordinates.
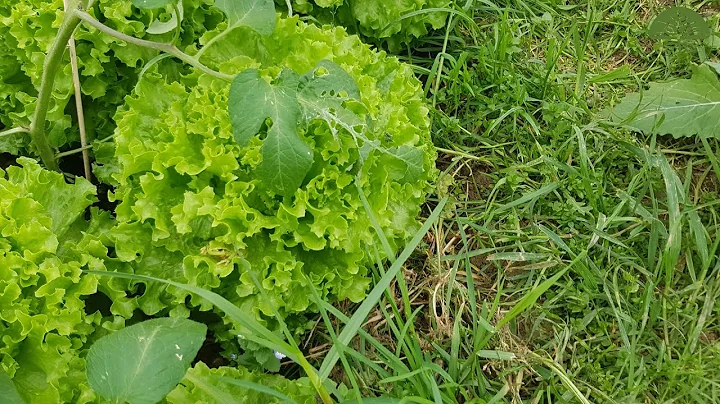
[84,271,327,399]
[228,69,312,195]
[648,7,711,42]
[86,318,207,404]
[213,0,276,36]
[0,373,24,404]
[83,271,298,362]
[229,60,424,194]
[297,60,366,141]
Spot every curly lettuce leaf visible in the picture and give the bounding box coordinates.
[276,0,450,49]
[167,362,317,403]
[0,0,223,154]
[0,158,100,403]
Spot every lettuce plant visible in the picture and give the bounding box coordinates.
[279,0,450,49]
[0,0,222,154]
[96,15,436,355]
[0,0,437,398]
[0,158,98,403]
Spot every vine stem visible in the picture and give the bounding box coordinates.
[28,4,232,171]
[0,127,30,138]
[29,9,83,171]
[75,11,234,82]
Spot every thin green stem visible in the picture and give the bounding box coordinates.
[29,9,83,171]
[55,133,113,158]
[0,127,30,138]
[285,0,293,17]
[75,11,234,82]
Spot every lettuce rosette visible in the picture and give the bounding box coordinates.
[93,16,436,362]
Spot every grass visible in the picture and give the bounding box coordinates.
[295,1,720,402]
[2,0,718,402]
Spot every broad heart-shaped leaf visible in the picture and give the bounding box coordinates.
[214,0,276,36]
[648,7,711,42]
[86,318,207,404]
[229,69,312,195]
[130,0,175,9]
[608,64,720,139]
[0,373,24,404]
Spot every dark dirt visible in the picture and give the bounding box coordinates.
[0,152,18,170]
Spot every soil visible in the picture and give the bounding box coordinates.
[0,152,18,170]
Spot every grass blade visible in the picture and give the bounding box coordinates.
[495,252,585,330]
[318,198,449,380]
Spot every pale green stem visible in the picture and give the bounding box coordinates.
[29,10,83,171]
[55,133,113,158]
[285,0,293,17]
[75,11,234,82]
[0,127,30,138]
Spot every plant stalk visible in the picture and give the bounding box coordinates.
[29,9,83,171]
[75,11,234,82]
[0,127,30,138]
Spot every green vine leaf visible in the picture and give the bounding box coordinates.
[130,0,175,9]
[608,64,720,139]
[213,0,276,36]
[229,69,312,195]
[297,60,366,140]
[297,61,425,182]
[229,60,426,195]
[86,318,207,404]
